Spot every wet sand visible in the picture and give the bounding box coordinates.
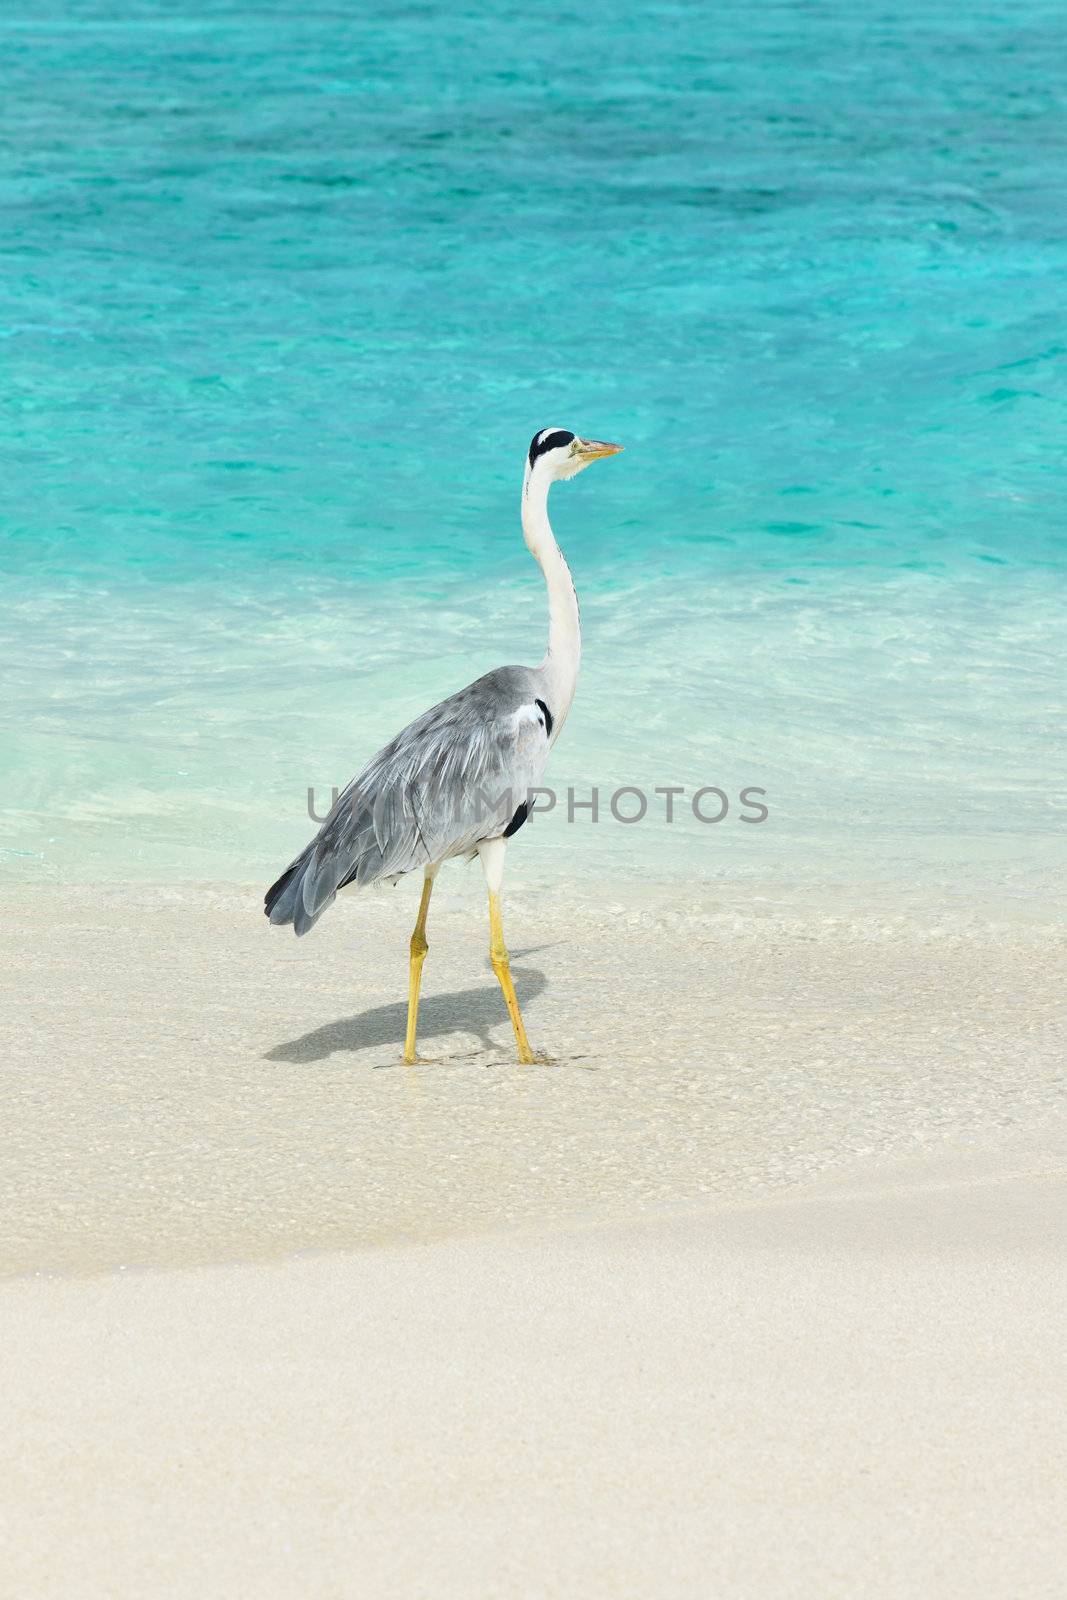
[2,880,1064,1596]
[2,880,1063,1275]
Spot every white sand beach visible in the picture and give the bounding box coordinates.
[6,0,1066,1588]
[2,1132,1065,1598]
[3,879,1065,1275]
[2,881,1065,1595]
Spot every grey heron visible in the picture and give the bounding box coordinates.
[265,428,622,1063]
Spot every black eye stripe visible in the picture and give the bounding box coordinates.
[528,429,575,465]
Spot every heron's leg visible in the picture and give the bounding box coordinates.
[403,865,438,1064]
[477,838,533,1064]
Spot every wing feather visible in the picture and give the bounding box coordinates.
[265,667,552,935]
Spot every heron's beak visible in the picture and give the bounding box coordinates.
[576,437,623,462]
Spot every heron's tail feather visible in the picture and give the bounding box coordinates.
[264,846,327,936]
[265,836,384,937]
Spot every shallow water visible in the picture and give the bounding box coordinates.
[2,1,1065,897]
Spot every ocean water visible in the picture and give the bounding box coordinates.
[2,1,1065,903]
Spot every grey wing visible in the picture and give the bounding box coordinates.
[265,667,551,936]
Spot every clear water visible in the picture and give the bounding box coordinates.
[2,1,1065,901]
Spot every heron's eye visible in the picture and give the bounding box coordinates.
[528,428,576,464]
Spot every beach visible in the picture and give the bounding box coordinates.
[5,0,1067,1590]
[4,879,1063,1276]
[2,881,1065,1594]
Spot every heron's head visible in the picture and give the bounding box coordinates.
[527,428,623,483]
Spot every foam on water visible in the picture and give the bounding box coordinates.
[4,560,1063,909]
[2,1,1064,904]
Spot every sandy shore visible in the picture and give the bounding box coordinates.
[3,881,1064,1595]
[3,880,1064,1275]
[2,1130,1065,1598]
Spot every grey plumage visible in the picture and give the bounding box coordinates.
[265,665,553,936]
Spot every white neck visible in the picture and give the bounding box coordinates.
[522,465,581,734]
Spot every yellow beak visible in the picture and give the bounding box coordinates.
[576,437,624,462]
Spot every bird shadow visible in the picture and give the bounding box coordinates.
[264,957,547,1066]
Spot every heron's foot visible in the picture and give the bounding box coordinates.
[401,1050,435,1066]
[517,1046,554,1066]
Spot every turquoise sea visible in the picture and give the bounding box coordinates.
[3,1,1065,902]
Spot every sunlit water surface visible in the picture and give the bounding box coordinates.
[2,1,1065,907]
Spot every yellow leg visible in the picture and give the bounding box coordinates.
[488,890,534,1064]
[403,870,436,1064]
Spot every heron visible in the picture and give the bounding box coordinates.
[265,428,622,1063]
